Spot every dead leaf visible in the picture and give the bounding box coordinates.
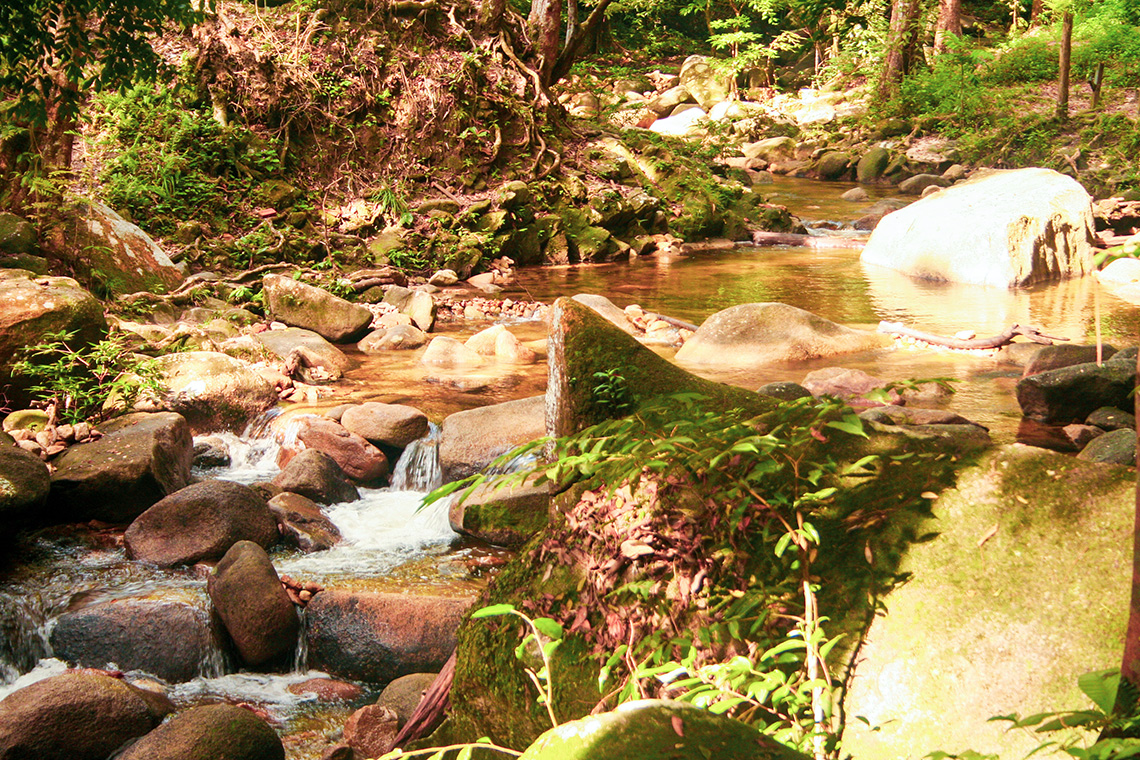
[620,539,655,559]
[920,491,938,500]
[977,523,999,548]
[671,715,684,737]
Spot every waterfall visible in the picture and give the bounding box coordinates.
[0,592,52,685]
[390,423,442,492]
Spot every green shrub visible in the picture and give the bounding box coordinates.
[12,329,164,424]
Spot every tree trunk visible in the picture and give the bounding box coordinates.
[1029,0,1044,27]
[1057,10,1073,120]
[1113,349,1140,727]
[477,0,505,31]
[933,0,962,56]
[528,0,563,86]
[549,0,615,85]
[878,0,922,101]
[564,0,577,47]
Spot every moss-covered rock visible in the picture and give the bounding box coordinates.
[843,445,1134,759]
[519,700,810,760]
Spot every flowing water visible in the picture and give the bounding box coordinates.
[2,176,1137,756]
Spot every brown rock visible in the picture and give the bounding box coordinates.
[305,590,472,682]
[124,480,278,568]
[272,449,360,505]
[340,403,429,449]
[115,703,285,760]
[0,670,168,760]
[286,678,364,701]
[268,492,342,551]
[208,541,299,667]
[277,416,388,484]
[343,705,399,759]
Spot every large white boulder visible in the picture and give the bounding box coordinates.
[860,168,1096,288]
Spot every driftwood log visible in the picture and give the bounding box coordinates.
[878,321,1070,350]
[749,230,866,249]
[390,649,457,748]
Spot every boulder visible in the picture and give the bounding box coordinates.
[272,448,360,505]
[519,700,809,760]
[673,303,889,370]
[193,435,232,469]
[269,492,342,551]
[340,402,429,449]
[0,446,50,525]
[376,672,438,727]
[63,201,183,294]
[208,541,299,668]
[262,274,372,343]
[343,705,399,759]
[428,269,459,286]
[115,704,285,760]
[277,416,388,483]
[1077,428,1136,465]
[678,56,731,110]
[1087,406,1135,431]
[48,598,218,682]
[1022,343,1115,376]
[815,151,852,180]
[860,168,1096,288]
[853,198,908,231]
[857,147,891,183]
[404,290,436,332]
[255,327,354,382]
[646,85,695,116]
[897,173,951,195]
[742,136,796,163]
[151,352,278,433]
[358,324,428,352]
[49,411,193,524]
[124,479,278,568]
[570,294,637,335]
[421,336,486,368]
[842,445,1133,759]
[465,324,537,363]
[449,475,551,547]
[546,297,778,437]
[648,107,707,137]
[841,187,869,202]
[0,670,169,760]
[439,395,546,481]
[305,590,472,682]
[756,381,813,400]
[0,212,36,255]
[1016,360,1134,424]
[0,270,107,401]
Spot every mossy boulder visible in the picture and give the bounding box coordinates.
[546,297,779,437]
[62,201,184,295]
[843,445,1134,759]
[519,700,809,760]
[262,274,372,343]
[0,212,36,255]
[856,147,891,183]
[815,150,852,181]
[449,475,551,547]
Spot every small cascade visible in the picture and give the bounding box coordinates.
[390,423,443,492]
[291,607,308,673]
[0,592,53,684]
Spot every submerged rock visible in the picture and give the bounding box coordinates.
[673,303,889,371]
[0,670,170,760]
[860,168,1096,288]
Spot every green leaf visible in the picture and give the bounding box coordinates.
[825,417,868,438]
[532,618,564,640]
[457,747,473,760]
[1078,669,1120,715]
[472,603,517,619]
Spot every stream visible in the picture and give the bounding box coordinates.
[1,176,1138,757]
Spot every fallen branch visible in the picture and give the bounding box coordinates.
[646,311,698,332]
[878,321,1070,350]
[392,649,457,747]
[749,230,866,249]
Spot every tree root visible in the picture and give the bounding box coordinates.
[878,321,1070,350]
